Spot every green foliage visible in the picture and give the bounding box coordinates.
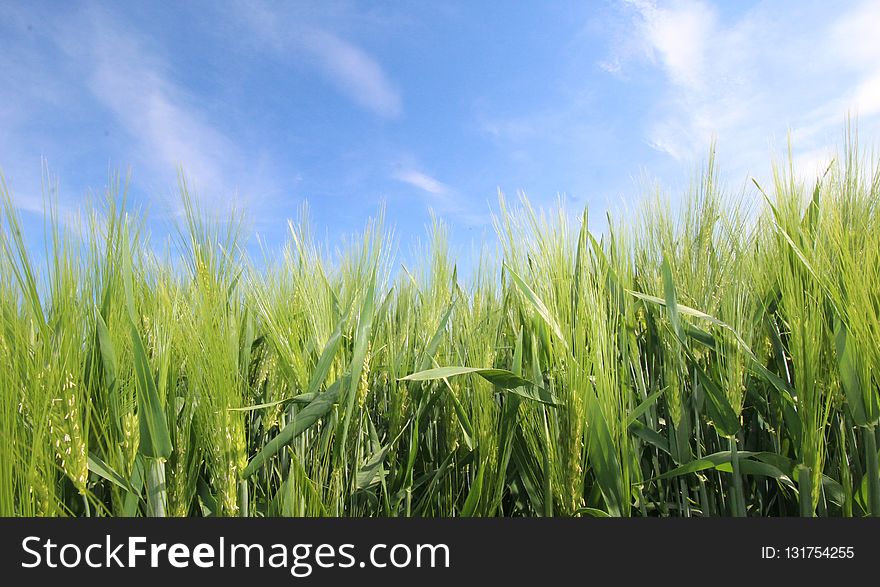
[1,133,880,517]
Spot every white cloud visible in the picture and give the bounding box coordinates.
[237,2,402,119]
[86,39,235,201]
[853,73,880,118]
[608,0,880,182]
[628,0,714,91]
[301,29,402,118]
[617,0,753,162]
[393,169,449,194]
[53,8,285,219]
[389,162,489,225]
[830,1,880,68]
[0,3,298,228]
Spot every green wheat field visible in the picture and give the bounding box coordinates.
[1,139,879,518]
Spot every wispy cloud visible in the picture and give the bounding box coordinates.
[829,1,880,118]
[626,0,714,91]
[389,161,488,226]
[7,5,286,220]
[614,0,754,162]
[606,0,880,179]
[238,1,402,119]
[393,168,448,195]
[81,32,238,205]
[301,30,402,118]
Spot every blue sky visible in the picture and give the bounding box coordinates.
[2,0,880,265]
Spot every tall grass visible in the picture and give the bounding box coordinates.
[1,137,879,517]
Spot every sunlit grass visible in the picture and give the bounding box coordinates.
[1,134,879,517]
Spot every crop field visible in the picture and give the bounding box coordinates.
[1,144,878,518]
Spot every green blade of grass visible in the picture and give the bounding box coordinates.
[242,378,343,478]
[401,366,557,405]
